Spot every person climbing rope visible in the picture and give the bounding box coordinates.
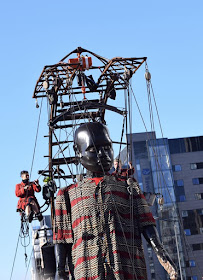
[15,170,43,223]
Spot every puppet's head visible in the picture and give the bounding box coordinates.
[74,122,114,173]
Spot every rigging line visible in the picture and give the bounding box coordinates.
[79,121,139,279]
[56,120,62,188]
[70,180,95,279]
[23,237,28,267]
[130,79,186,271]
[109,180,138,280]
[9,229,21,280]
[37,116,83,182]
[130,83,176,205]
[129,82,133,162]
[63,90,79,178]
[146,79,162,197]
[67,144,74,177]
[68,92,114,178]
[158,216,199,277]
[52,130,75,181]
[24,247,34,280]
[117,116,126,164]
[57,106,138,277]
[30,97,43,178]
[60,119,99,278]
[53,106,94,181]
[123,87,136,266]
[127,85,136,279]
[81,116,137,279]
[149,81,164,138]
[124,88,129,163]
[145,62,167,196]
[174,211,201,276]
[130,83,148,133]
[145,67,186,245]
[20,232,30,247]
[149,78,176,199]
[171,208,202,276]
[127,85,133,166]
[144,68,195,274]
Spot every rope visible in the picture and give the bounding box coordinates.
[24,248,33,280]
[51,97,139,278]
[30,98,43,178]
[127,85,136,280]
[9,229,21,280]
[144,63,202,276]
[53,130,75,181]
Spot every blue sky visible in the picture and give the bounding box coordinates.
[1,1,203,279]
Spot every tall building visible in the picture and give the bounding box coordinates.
[120,132,203,280]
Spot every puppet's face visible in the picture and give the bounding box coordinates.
[74,123,114,173]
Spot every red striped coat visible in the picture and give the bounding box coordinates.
[53,175,155,280]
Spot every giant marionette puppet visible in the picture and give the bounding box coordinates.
[53,122,177,280]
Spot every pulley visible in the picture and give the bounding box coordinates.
[145,70,151,81]
[43,80,49,90]
[35,98,39,108]
[43,75,49,90]
[123,66,133,82]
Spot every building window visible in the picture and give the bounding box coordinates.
[192,243,203,250]
[191,162,203,170]
[179,195,186,202]
[189,260,196,267]
[184,229,191,236]
[192,244,201,250]
[193,178,199,185]
[172,164,182,172]
[191,163,197,170]
[193,178,203,185]
[175,179,184,187]
[199,228,203,234]
[194,193,203,200]
[190,276,198,280]
[182,210,188,217]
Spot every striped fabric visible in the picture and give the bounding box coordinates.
[53,175,156,280]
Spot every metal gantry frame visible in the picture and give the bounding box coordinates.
[33,46,146,220]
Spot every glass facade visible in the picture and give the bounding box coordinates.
[148,139,176,206]
[135,159,144,190]
[128,132,203,279]
[147,138,185,278]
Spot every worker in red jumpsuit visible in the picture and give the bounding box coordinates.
[15,170,43,223]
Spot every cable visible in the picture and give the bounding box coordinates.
[9,229,21,280]
[24,247,33,280]
[30,98,43,178]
